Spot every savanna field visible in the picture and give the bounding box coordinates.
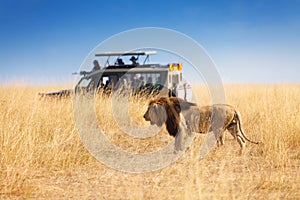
[0,84,299,199]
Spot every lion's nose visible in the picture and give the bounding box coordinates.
[143,113,149,120]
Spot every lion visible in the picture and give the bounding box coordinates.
[143,97,259,153]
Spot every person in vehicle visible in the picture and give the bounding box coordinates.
[169,83,178,97]
[145,77,153,88]
[116,58,124,66]
[139,76,145,87]
[137,76,145,92]
[154,76,164,91]
[144,77,154,94]
[80,60,101,75]
[130,56,138,65]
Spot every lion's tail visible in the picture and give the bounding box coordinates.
[235,110,260,144]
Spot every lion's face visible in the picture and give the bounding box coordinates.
[143,101,167,127]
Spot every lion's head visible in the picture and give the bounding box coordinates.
[143,99,168,127]
[143,97,196,137]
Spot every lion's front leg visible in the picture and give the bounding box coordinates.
[217,133,225,147]
[174,130,186,153]
[174,113,188,153]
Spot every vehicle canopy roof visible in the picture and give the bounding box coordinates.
[95,51,156,57]
[95,51,157,66]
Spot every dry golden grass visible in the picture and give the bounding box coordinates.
[0,84,299,199]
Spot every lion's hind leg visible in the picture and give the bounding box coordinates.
[226,122,246,154]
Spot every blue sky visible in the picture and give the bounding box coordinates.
[0,0,299,85]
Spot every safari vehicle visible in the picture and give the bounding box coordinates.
[40,51,191,99]
[75,51,190,99]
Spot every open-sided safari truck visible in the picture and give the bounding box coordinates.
[40,51,191,99]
